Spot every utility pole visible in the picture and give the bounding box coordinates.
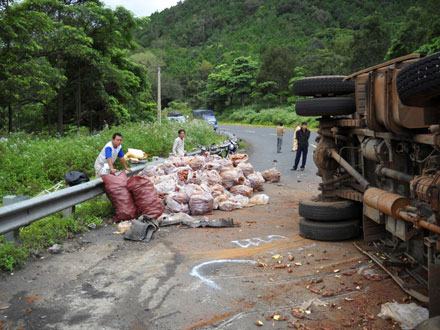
[157,66,161,124]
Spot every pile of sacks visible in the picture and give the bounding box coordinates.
[139,153,279,216]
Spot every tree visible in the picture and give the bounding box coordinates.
[229,56,258,106]
[386,3,440,59]
[350,15,389,71]
[0,0,152,133]
[0,0,64,132]
[257,47,296,97]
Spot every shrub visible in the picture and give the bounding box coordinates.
[0,236,29,272]
[219,106,318,127]
[0,120,223,198]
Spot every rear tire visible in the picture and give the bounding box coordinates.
[397,52,440,107]
[296,97,356,117]
[299,217,361,241]
[299,199,361,221]
[293,76,355,97]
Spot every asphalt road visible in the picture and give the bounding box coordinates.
[0,125,402,330]
[219,125,319,188]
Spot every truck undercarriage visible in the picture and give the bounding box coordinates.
[294,52,440,316]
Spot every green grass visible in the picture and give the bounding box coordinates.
[218,106,318,128]
[0,197,109,272]
[0,235,29,272]
[0,120,223,198]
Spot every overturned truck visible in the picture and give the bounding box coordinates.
[294,53,440,316]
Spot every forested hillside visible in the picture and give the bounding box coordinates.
[135,0,440,109]
[1,0,439,134]
[0,0,155,134]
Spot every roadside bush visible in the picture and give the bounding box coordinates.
[19,215,80,251]
[0,120,222,198]
[0,236,29,272]
[219,106,318,127]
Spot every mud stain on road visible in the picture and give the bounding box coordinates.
[187,235,307,260]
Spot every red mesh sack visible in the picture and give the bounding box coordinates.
[127,176,164,219]
[102,172,137,222]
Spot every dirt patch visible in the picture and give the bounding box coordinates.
[185,311,235,330]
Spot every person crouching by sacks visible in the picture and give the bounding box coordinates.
[95,132,131,176]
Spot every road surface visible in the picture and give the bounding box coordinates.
[0,125,403,330]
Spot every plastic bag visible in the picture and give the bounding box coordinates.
[211,184,226,197]
[102,172,137,222]
[213,194,229,209]
[182,183,204,196]
[168,191,189,204]
[249,194,270,205]
[159,160,177,175]
[247,172,265,191]
[230,184,253,197]
[230,194,249,207]
[125,148,147,160]
[378,302,428,330]
[221,169,243,189]
[127,176,164,219]
[188,156,205,170]
[262,168,281,183]
[116,221,132,234]
[165,195,189,214]
[229,153,249,166]
[204,170,222,186]
[237,162,254,176]
[218,199,242,211]
[189,191,214,215]
[154,175,177,194]
[141,165,164,177]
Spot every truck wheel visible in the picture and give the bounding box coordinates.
[295,97,356,117]
[299,217,361,241]
[293,76,355,97]
[299,199,361,221]
[397,52,440,107]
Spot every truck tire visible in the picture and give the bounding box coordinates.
[299,217,361,241]
[299,199,361,221]
[293,76,355,96]
[397,52,440,107]
[295,97,356,117]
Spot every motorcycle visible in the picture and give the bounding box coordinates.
[187,137,239,158]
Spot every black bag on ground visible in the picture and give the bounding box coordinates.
[65,171,89,186]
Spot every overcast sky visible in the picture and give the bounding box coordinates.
[102,0,180,17]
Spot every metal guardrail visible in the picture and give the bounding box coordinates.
[0,159,163,235]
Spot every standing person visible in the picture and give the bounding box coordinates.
[172,129,186,156]
[276,122,285,153]
[292,122,310,171]
[94,133,131,176]
[292,123,301,152]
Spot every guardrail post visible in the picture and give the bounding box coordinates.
[2,195,29,241]
[62,206,75,218]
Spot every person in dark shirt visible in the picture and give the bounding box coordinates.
[291,122,310,171]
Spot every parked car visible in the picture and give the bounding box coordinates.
[167,112,186,123]
[192,109,218,130]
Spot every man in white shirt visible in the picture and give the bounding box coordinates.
[172,129,185,156]
[94,133,131,176]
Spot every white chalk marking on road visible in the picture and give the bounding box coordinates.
[231,234,287,248]
[268,133,277,136]
[190,259,257,290]
[245,130,255,133]
[311,143,317,148]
